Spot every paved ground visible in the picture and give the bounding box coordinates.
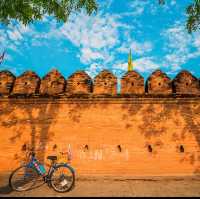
[1,174,200,197]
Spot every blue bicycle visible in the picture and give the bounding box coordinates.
[9,151,75,193]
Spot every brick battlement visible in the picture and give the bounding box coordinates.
[0,69,199,97]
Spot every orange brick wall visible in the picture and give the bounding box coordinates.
[0,97,200,177]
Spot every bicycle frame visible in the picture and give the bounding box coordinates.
[25,154,74,186]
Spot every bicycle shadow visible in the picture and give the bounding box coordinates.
[0,179,46,195]
[0,184,13,195]
[0,181,75,195]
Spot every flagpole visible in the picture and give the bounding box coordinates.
[128,49,133,72]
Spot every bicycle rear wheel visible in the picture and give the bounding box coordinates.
[50,164,75,193]
[9,165,39,191]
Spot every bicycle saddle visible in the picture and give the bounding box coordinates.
[47,156,57,161]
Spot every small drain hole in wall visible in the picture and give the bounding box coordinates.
[53,144,57,150]
[84,145,89,151]
[117,145,122,152]
[180,145,184,153]
[21,144,27,151]
[148,145,153,153]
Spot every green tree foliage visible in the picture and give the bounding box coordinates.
[159,0,200,33]
[186,0,200,33]
[0,0,98,25]
[0,0,200,33]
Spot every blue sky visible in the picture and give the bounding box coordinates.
[0,0,199,81]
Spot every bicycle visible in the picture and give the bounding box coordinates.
[9,151,75,193]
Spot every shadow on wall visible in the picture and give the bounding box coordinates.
[67,94,112,124]
[0,99,60,164]
[138,102,174,139]
[68,102,94,123]
[136,100,200,174]
[121,98,143,129]
[178,103,200,174]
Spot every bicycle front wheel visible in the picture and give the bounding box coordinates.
[50,164,75,193]
[9,165,39,192]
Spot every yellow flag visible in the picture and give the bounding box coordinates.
[128,49,133,72]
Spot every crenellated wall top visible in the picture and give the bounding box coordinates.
[0,69,199,97]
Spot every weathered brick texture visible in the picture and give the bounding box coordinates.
[173,70,200,95]
[12,71,40,95]
[0,71,15,95]
[1,69,200,96]
[146,70,172,94]
[121,71,144,95]
[40,69,65,95]
[93,70,117,95]
[66,71,92,94]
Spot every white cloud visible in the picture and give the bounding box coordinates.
[57,12,120,50]
[5,23,32,43]
[113,57,160,74]
[129,0,148,16]
[7,29,23,41]
[47,11,124,65]
[85,62,105,78]
[0,23,34,63]
[4,53,13,62]
[117,40,153,55]
[135,57,160,72]
[161,22,200,72]
[0,19,52,53]
[171,0,176,6]
[193,34,200,48]
[79,48,104,64]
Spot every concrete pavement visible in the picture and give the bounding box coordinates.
[1,174,200,197]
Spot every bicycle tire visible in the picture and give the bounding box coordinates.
[49,164,75,193]
[9,165,39,192]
